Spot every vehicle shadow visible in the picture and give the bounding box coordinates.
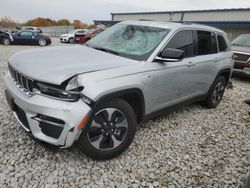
[231,76,250,83]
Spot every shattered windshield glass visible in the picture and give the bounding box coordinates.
[86,24,170,61]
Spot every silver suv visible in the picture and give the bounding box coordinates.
[4,21,233,160]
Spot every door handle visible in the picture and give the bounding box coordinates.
[186,61,196,67]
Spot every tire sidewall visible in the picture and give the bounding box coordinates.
[77,99,137,160]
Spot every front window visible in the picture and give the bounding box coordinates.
[86,24,170,61]
[231,34,250,47]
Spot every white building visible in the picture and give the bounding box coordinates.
[94,8,250,40]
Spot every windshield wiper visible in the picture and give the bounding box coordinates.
[92,46,121,56]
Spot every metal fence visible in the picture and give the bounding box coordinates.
[39,26,75,37]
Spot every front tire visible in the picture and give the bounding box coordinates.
[202,76,226,109]
[68,38,74,43]
[77,98,137,160]
[2,38,10,45]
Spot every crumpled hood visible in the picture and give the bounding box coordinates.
[9,45,136,85]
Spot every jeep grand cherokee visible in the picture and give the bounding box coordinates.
[4,21,233,160]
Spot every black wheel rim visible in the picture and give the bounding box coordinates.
[212,81,225,104]
[87,108,128,151]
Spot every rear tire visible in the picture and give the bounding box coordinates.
[77,98,137,160]
[2,38,10,45]
[38,39,46,46]
[202,76,226,109]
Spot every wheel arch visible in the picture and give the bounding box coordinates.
[94,88,145,124]
[216,68,232,84]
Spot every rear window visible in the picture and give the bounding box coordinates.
[217,35,228,52]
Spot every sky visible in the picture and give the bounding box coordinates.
[1,0,250,23]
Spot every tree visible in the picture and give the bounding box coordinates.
[56,19,71,26]
[25,18,57,27]
[0,17,17,28]
[87,24,96,29]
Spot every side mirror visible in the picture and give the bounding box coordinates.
[155,48,184,62]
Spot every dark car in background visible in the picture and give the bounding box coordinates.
[231,34,250,77]
[7,30,51,46]
[74,28,104,44]
[0,30,13,45]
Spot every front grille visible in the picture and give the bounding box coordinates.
[233,52,250,63]
[8,64,34,94]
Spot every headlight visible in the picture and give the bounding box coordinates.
[66,76,81,91]
[35,77,93,105]
[36,82,83,102]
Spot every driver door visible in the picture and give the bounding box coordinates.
[15,31,33,45]
[148,30,201,113]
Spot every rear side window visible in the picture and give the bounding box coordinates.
[20,31,33,36]
[217,35,228,52]
[165,30,194,58]
[196,31,217,55]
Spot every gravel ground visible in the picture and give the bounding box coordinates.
[0,39,250,187]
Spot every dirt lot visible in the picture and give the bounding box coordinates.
[0,39,249,187]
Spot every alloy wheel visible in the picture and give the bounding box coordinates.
[39,39,46,46]
[212,81,225,104]
[87,108,128,151]
[3,38,10,45]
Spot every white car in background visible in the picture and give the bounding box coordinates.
[21,26,43,33]
[60,29,88,43]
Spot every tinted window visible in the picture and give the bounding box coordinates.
[217,35,228,51]
[165,30,194,58]
[196,31,217,55]
[20,31,33,36]
[77,30,86,34]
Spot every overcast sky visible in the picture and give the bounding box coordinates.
[1,0,250,23]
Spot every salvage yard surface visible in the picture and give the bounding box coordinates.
[0,39,249,187]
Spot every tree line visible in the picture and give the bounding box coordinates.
[0,17,96,29]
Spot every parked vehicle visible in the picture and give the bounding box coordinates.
[0,30,13,45]
[60,29,88,43]
[21,26,43,33]
[92,28,105,37]
[6,30,51,46]
[74,29,97,44]
[74,30,92,44]
[4,21,233,160]
[231,34,250,77]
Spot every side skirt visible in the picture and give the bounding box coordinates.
[141,94,207,123]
